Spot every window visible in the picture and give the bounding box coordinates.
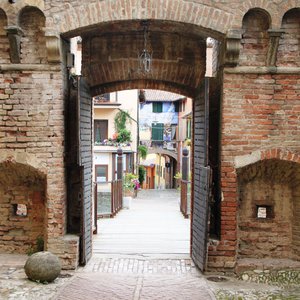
[94,120,108,144]
[153,102,163,113]
[95,165,108,182]
[152,123,164,141]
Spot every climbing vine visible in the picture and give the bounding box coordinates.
[114,110,131,131]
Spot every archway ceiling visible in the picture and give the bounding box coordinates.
[80,20,212,97]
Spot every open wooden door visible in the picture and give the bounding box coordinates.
[191,78,212,272]
[66,76,93,265]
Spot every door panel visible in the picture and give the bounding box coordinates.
[191,78,211,271]
[66,76,93,265]
[78,77,93,265]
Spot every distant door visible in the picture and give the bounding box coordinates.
[66,76,93,265]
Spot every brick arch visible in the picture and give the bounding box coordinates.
[91,79,192,98]
[278,5,300,26]
[0,160,46,255]
[18,5,45,26]
[49,1,234,37]
[0,152,47,175]
[242,7,272,28]
[18,6,47,64]
[277,8,300,67]
[234,149,300,170]
[240,8,271,67]
[0,1,45,26]
[0,8,9,64]
[147,148,178,161]
[260,148,300,164]
[45,0,294,37]
[0,160,46,187]
[231,1,300,29]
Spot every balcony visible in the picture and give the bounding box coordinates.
[94,140,132,153]
[93,95,121,109]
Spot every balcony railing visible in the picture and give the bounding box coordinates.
[180,180,191,218]
[95,180,122,218]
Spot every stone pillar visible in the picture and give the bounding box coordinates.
[182,148,189,181]
[117,147,123,180]
[266,29,284,67]
[6,26,23,63]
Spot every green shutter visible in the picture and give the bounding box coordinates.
[152,123,164,141]
[153,102,162,113]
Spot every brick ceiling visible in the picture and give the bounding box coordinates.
[79,20,209,97]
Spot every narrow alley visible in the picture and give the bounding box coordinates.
[94,189,190,255]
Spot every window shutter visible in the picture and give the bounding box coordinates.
[152,123,164,141]
[153,102,162,113]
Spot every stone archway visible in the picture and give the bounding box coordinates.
[0,0,299,272]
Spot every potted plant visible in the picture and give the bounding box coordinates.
[123,173,140,208]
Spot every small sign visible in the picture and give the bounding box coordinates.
[257,206,267,218]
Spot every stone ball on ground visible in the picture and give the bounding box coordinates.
[24,251,61,283]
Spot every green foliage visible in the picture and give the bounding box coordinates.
[114,110,131,131]
[138,166,146,186]
[174,172,182,180]
[116,128,132,143]
[26,236,44,256]
[138,145,148,160]
[123,173,139,191]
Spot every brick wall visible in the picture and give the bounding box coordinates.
[0,67,72,261]
[215,72,300,270]
[237,159,300,260]
[0,161,45,253]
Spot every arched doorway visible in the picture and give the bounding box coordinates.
[1,0,299,274]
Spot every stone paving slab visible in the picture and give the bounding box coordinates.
[83,256,197,275]
[55,273,215,300]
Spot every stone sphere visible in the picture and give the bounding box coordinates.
[24,251,61,283]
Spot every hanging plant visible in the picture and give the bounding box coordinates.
[138,145,148,160]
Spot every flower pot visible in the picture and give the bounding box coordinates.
[124,189,135,197]
[123,196,132,209]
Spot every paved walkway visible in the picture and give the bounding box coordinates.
[94,189,190,255]
[1,190,299,299]
[56,189,216,300]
